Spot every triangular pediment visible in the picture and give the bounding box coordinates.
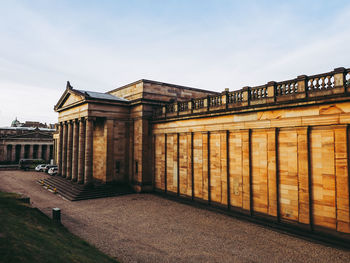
[61,93,83,108]
[55,86,85,111]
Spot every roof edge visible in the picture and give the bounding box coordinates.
[107,79,219,95]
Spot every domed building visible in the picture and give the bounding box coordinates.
[10,117,22,127]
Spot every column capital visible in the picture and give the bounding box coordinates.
[85,116,95,122]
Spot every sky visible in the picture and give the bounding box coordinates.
[0,0,350,127]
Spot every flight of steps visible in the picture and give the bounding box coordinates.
[38,176,133,201]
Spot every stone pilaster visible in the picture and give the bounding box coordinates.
[77,118,86,184]
[84,117,93,185]
[57,123,63,175]
[66,121,73,179]
[62,122,68,178]
[71,119,79,182]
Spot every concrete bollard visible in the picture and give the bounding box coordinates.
[52,208,61,224]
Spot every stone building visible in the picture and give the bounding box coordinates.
[0,119,55,164]
[55,68,350,240]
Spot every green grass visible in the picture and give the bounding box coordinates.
[0,192,118,263]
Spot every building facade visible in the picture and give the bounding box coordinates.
[0,123,55,164]
[55,68,350,239]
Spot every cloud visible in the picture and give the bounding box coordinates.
[0,1,350,126]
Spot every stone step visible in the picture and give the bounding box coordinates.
[38,176,133,201]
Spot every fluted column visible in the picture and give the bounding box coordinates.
[58,123,63,175]
[38,144,42,160]
[11,144,16,162]
[66,121,73,180]
[20,144,25,160]
[62,122,68,178]
[71,119,79,182]
[77,118,86,184]
[84,117,93,185]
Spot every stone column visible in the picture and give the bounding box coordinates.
[77,118,86,184]
[20,144,25,160]
[11,144,16,162]
[3,144,8,162]
[66,121,73,180]
[46,144,50,162]
[29,144,34,159]
[50,145,53,160]
[37,144,42,160]
[71,119,79,182]
[84,117,93,185]
[62,122,68,178]
[57,123,63,175]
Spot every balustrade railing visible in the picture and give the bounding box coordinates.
[276,79,298,96]
[178,101,188,112]
[193,98,205,109]
[250,85,268,100]
[227,90,243,104]
[208,95,222,107]
[166,104,175,113]
[307,72,334,91]
[154,67,349,118]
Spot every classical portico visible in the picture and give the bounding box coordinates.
[55,83,127,185]
[54,80,216,189]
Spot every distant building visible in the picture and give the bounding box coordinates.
[10,117,54,129]
[0,118,55,164]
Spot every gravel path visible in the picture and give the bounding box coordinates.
[1,170,350,263]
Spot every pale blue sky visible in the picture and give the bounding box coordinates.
[0,0,349,126]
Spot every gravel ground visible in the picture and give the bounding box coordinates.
[1,170,350,263]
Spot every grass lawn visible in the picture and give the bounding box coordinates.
[0,191,118,263]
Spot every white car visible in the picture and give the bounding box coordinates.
[48,167,58,176]
[35,164,47,172]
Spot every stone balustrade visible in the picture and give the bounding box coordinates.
[154,67,350,119]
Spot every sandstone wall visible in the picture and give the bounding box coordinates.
[152,102,350,236]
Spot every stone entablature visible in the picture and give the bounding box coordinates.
[153,67,350,119]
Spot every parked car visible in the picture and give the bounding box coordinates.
[35,164,47,172]
[20,159,45,171]
[48,167,58,176]
[43,164,57,173]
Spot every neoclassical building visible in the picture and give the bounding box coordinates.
[0,121,55,164]
[55,67,350,241]
[54,80,216,189]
